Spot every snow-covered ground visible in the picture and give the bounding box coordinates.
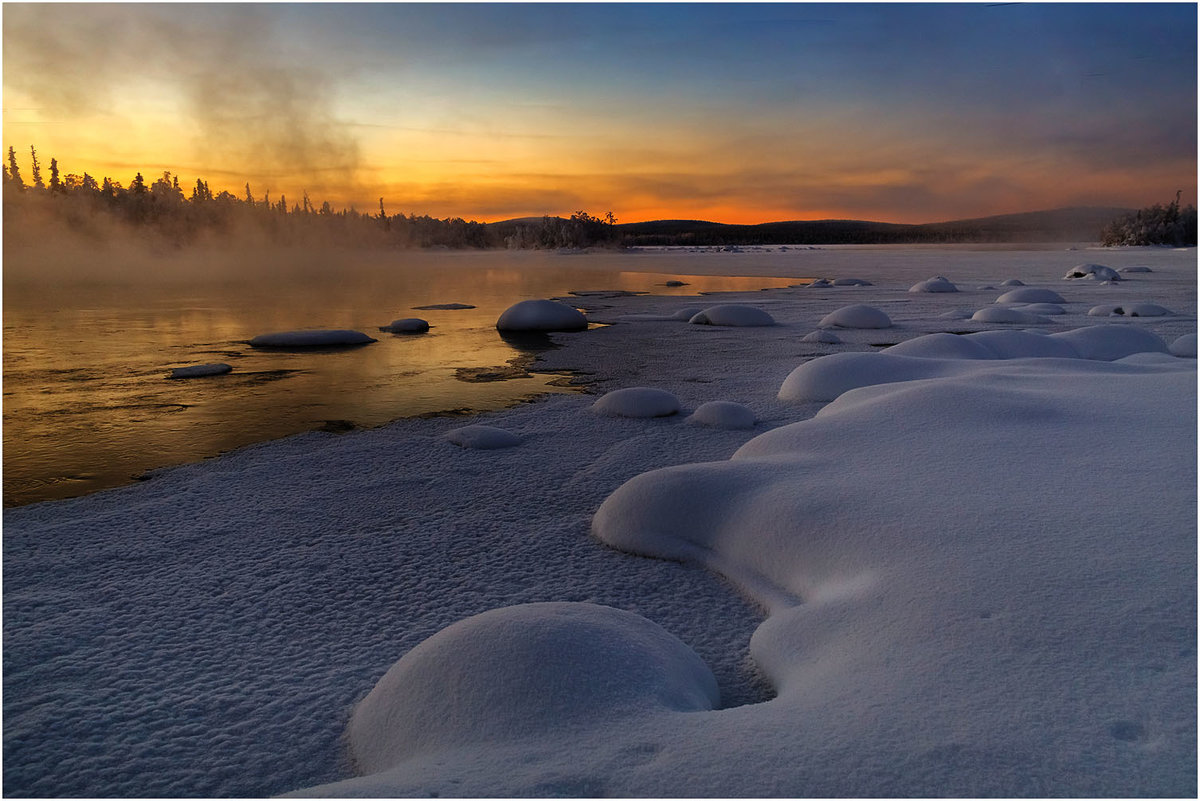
[4,246,1195,797]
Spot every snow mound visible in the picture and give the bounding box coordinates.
[1118,266,1152,274]
[884,333,996,360]
[347,602,718,775]
[445,425,521,449]
[1015,302,1065,315]
[687,401,757,430]
[908,276,958,293]
[937,309,974,320]
[807,278,832,288]
[994,287,1066,304]
[1087,303,1173,318]
[1000,278,1025,286]
[819,304,891,329]
[801,329,843,344]
[1170,333,1197,357]
[379,318,430,333]
[1064,263,1121,281]
[688,305,775,327]
[831,277,872,286]
[248,330,377,348]
[671,307,705,321]
[592,387,681,418]
[168,363,232,379]
[1049,325,1169,360]
[971,307,1051,325]
[965,329,1080,359]
[496,300,588,332]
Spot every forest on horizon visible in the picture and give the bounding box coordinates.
[3,146,1194,251]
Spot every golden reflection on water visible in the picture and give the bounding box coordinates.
[4,249,804,506]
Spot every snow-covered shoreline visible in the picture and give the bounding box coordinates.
[4,246,1196,797]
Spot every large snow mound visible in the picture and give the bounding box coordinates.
[347,602,719,775]
[780,326,1170,402]
[994,287,1066,304]
[908,276,958,293]
[592,359,1195,796]
[496,299,588,332]
[818,304,891,329]
[592,387,681,418]
[687,401,757,430]
[248,330,377,348]
[688,305,775,327]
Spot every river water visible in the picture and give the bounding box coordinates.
[3,247,805,506]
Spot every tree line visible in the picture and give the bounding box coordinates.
[2,146,621,250]
[1099,191,1197,247]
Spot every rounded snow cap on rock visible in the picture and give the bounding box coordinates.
[347,602,719,774]
[445,425,521,449]
[807,278,833,288]
[1000,278,1026,287]
[1169,333,1197,358]
[380,318,429,333]
[1064,263,1121,281]
[688,305,775,327]
[1016,303,1065,315]
[670,307,705,321]
[249,329,377,348]
[971,307,1051,325]
[169,363,232,379]
[801,329,843,343]
[496,299,588,332]
[687,401,757,429]
[994,287,1067,305]
[908,276,958,293]
[884,333,995,360]
[819,304,892,329]
[593,387,681,418]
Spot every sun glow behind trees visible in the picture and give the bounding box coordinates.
[2,4,1195,225]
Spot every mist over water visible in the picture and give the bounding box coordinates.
[4,239,802,507]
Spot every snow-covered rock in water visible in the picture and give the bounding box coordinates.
[806,278,833,288]
[168,363,232,379]
[346,602,718,774]
[1049,325,1169,360]
[971,307,1051,325]
[1000,278,1026,286]
[592,387,681,418]
[1118,266,1152,274]
[1169,333,1197,357]
[687,401,757,430]
[908,276,958,293]
[445,425,521,450]
[801,329,843,344]
[379,318,430,334]
[994,287,1066,304]
[688,305,775,327]
[831,277,872,287]
[1064,263,1121,281]
[1088,303,1173,318]
[883,333,996,360]
[819,304,891,329]
[664,280,688,287]
[496,300,588,332]
[249,330,377,348]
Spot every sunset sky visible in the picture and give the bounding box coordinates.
[3,3,1196,224]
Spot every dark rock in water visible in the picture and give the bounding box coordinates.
[412,303,476,310]
[379,318,430,334]
[568,289,647,298]
[169,363,233,379]
[664,280,688,287]
[249,330,377,348]
[318,419,357,433]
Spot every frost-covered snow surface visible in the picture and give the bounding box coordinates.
[5,246,1196,798]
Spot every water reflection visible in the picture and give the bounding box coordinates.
[4,249,804,506]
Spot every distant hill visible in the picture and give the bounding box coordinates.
[614,206,1132,246]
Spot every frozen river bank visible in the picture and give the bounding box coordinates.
[4,245,1196,797]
